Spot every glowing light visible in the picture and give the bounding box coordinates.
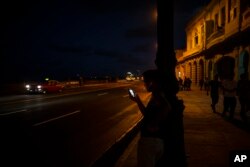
[178,72,181,77]
[152,8,158,21]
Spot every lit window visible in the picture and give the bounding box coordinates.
[194,32,198,46]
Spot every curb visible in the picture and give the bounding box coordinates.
[90,118,142,167]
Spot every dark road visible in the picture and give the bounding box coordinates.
[0,81,150,167]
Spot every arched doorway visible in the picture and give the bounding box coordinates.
[217,56,235,80]
[238,51,249,77]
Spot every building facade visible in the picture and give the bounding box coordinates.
[176,0,250,84]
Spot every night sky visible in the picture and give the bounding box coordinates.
[1,0,210,83]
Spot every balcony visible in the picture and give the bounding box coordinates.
[206,27,225,49]
[183,44,203,58]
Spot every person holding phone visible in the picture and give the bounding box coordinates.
[129,69,172,167]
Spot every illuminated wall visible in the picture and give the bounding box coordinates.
[176,0,250,82]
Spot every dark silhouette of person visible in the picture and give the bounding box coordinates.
[183,77,188,91]
[221,76,237,119]
[237,73,249,122]
[186,78,192,91]
[129,69,171,167]
[178,77,183,91]
[207,74,220,112]
[199,78,204,90]
[204,77,209,93]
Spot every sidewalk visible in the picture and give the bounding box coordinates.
[114,86,250,167]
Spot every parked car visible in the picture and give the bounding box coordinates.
[25,80,64,94]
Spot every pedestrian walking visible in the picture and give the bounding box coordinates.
[183,77,188,91]
[237,73,249,122]
[207,74,220,112]
[129,69,171,167]
[187,78,192,91]
[178,77,183,91]
[199,78,204,90]
[221,76,237,119]
[204,77,209,93]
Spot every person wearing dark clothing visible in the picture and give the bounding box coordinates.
[129,69,171,167]
[221,77,237,119]
[208,74,220,112]
[187,78,192,90]
[178,77,183,91]
[199,78,204,90]
[204,77,209,93]
[237,73,249,122]
[183,77,188,91]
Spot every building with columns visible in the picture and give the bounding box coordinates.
[176,0,250,84]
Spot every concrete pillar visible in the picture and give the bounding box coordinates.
[156,0,186,166]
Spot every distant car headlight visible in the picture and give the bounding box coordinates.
[26,84,30,88]
[37,85,42,89]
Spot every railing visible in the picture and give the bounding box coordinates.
[183,45,203,58]
[206,27,225,47]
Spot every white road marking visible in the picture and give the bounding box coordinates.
[0,83,132,105]
[33,110,81,126]
[0,109,27,116]
[97,92,108,96]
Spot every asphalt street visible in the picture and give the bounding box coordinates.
[0,81,148,167]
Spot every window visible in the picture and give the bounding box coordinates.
[221,7,225,27]
[194,32,198,46]
[228,0,231,22]
[233,8,237,19]
[214,13,219,30]
[229,0,237,21]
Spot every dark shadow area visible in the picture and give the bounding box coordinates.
[0,116,42,167]
[214,111,250,133]
[91,121,142,167]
